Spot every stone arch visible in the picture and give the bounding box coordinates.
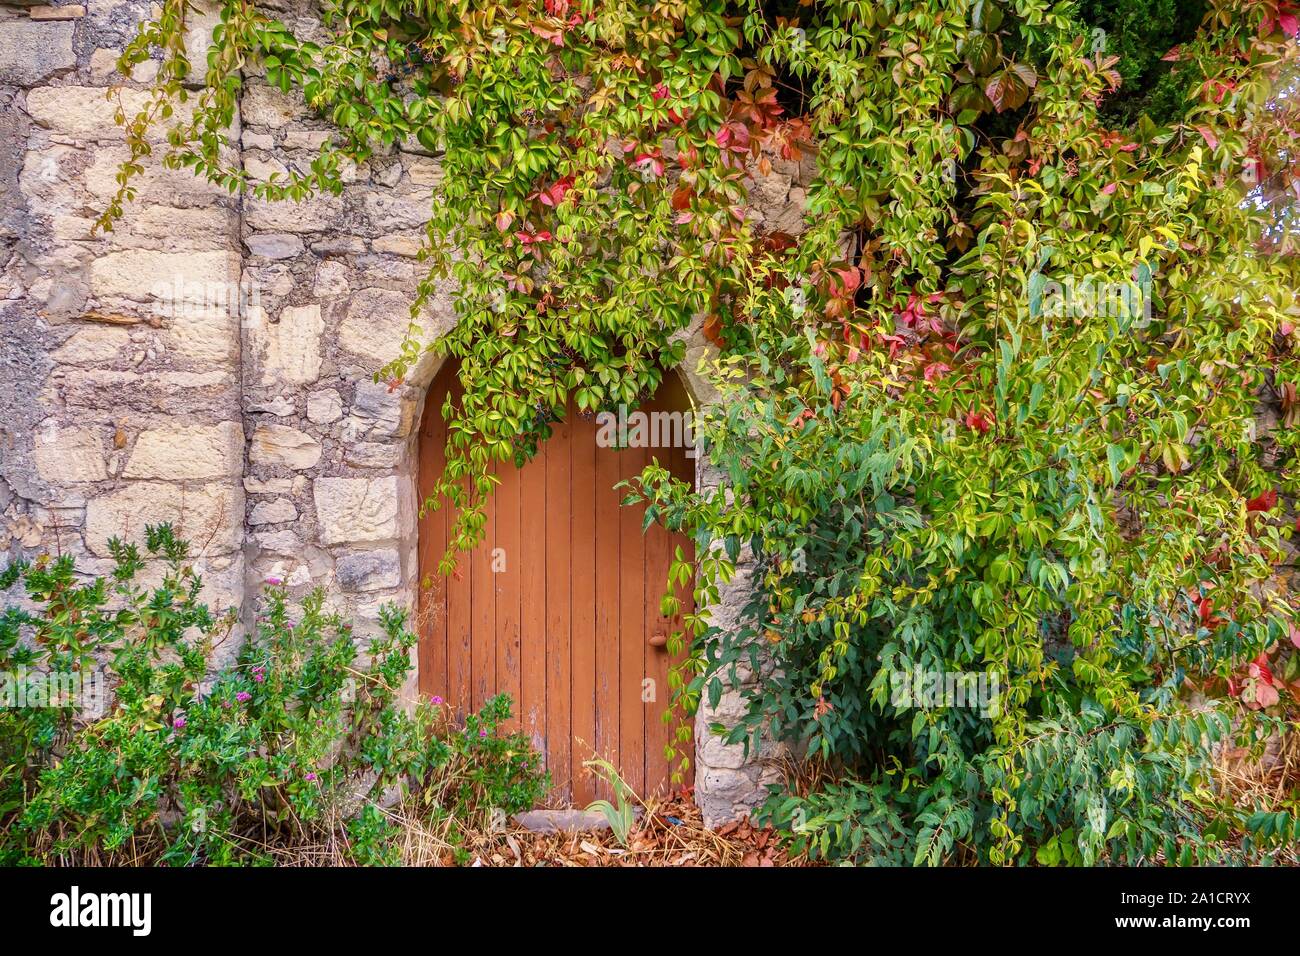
[389,323,775,823]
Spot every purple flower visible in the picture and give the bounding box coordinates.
[252,667,266,684]
[265,576,283,586]
[432,696,444,705]
[478,728,487,739]
[305,772,318,782]
[236,691,252,703]
[173,715,187,730]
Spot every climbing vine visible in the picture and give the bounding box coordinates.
[98,0,1300,862]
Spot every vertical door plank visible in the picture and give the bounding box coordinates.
[544,412,573,801]
[438,374,474,727]
[569,410,598,806]
[618,439,647,799]
[470,458,496,714]
[518,440,548,769]
[416,390,448,701]
[667,441,697,786]
[495,449,522,734]
[592,421,622,802]
[642,450,675,797]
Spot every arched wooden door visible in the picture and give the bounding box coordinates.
[417,363,695,805]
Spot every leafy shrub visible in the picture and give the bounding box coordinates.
[0,525,546,866]
[634,353,1295,865]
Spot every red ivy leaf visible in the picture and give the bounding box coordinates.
[1245,488,1278,512]
[964,408,992,434]
[985,69,1029,113]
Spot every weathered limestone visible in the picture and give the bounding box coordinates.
[4,0,247,666]
[85,482,244,556]
[306,389,342,423]
[90,250,242,302]
[0,19,76,85]
[258,304,324,385]
[314,476,400,545]
[32,421,107,483]
[0,0,800,824]
[50,326,130,364]
[249,498,298,525]
[25,85,192,141]
[245,233,304,259]
[123,422,244,480]
[250,424,322,470]
[335,548,401,592]
[338,288,424,370]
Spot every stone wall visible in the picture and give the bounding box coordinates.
[0,0,811,824]
[1,0,247,669]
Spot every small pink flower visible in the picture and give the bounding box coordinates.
[173,715,187,730]
[236,691,252,703]
[478,728,487,739]
[222,700,232,710]
[305,772,318,782]
[265,576,283,586]
[432,696,444,705]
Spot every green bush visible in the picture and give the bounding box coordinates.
[0,525,546,866]
[634,354,1296,866]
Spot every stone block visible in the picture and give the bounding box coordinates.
[123,421,244,480]
[32,421,107,483]
[26,86,195,142]
[91,249,242,304]
[51,326,129,365]
[245,195,344,233]
[0,19,74,84]
[249,498,298,525]
[363,191,430,231]
[339,287,451,372]
[85,481,243,555]
[306,389,342,424]
[167,306,240,364]
[84,147,230,206]
[245,233,304,259]
[313,476,399,545]
[260,303,323,385]
[249,424,321,470]
[334,548,401,591]
[344,442,402,469]
[241,84,305,128]
[29,5,85,19]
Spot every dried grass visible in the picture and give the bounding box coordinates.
[1215,724,1300,864]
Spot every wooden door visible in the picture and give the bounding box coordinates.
[416,363,695,805]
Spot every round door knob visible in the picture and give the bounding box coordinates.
[648,632,667,649]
